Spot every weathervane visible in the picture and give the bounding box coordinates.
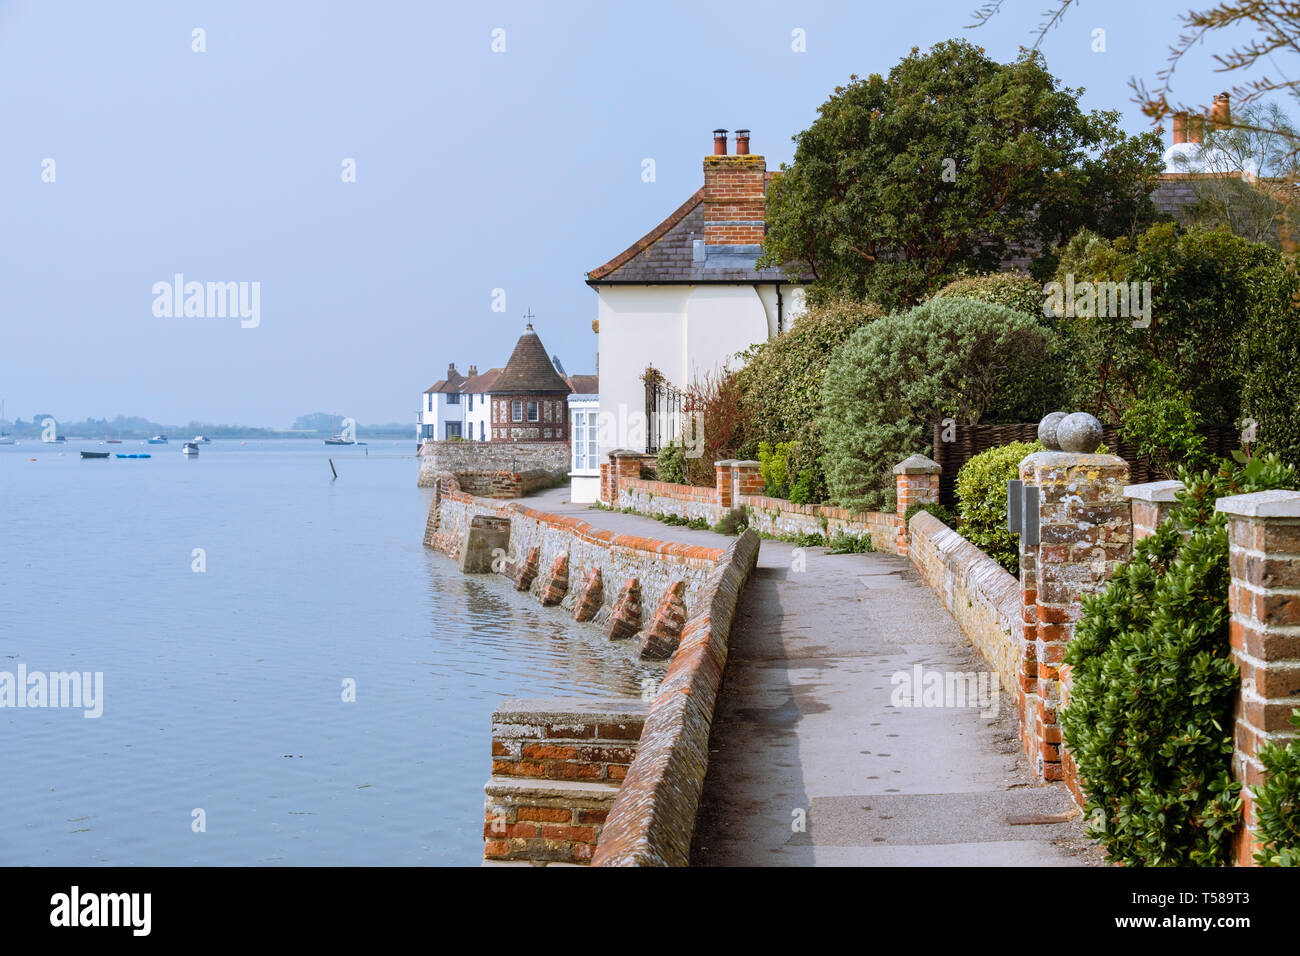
[523,307,535,330]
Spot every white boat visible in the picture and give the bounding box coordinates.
[182,441,199,456]
[193,435,211,443]
[0,400,13,444]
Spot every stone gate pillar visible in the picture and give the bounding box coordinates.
[1016,413,1131,784]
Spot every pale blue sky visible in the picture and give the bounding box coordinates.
[0,0,1245,426]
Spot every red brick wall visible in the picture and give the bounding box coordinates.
[703,154,766,246]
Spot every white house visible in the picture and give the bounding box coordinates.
[585,129,806,454]
[418,363,500,442]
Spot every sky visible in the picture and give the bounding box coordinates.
[0,0,1252,428]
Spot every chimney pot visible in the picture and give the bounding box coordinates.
[712,128,729,156]
[1211,91,1231,131]
[735,129,750,155]
[468,365,477,377]
[448,362,456,374]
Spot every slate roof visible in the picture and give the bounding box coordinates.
[586,184,796,285]
[425,367,467,394]
[492,326,572,394]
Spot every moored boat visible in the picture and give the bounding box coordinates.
[147,435,168,444]
[182,442,199,456]
[80,451,110,459]
[115,453,151,459]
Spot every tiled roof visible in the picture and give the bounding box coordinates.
[566,374,598,395]
[492,327,572,394]
[586,185,795,285]
[461,367,502,394]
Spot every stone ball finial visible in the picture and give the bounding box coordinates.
[1038,411,1068,450]
[1057,412,1104,453]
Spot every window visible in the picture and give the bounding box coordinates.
[447,392,460,405]
[445,422,461,439]
[479,421,485,441]
[527,401,539,422]
[573,408,600,471]
[467,393,473,411]
[426,393,432,412]
[511,401,523,422]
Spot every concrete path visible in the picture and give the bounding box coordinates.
[523,486,1099,866]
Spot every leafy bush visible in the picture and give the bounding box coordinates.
[789,468,822,505]
[954,440,1042,575]
[904,501,957,529]
[735,299,884,496]
[1118,369,1210,477]
[656,440,688,485]
[713,507,749,536]
[1253,710,1300,866]
[757,441,794,498]
[793,531,827,548]
[1063,453,1300,866]
[928,272,1044,317]
[1238,264,1300,470]
[820,298,1052,513]
[683,367,745,486]
[829,531,874,553]
[1053,224,1293,434]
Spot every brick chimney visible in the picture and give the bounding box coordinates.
[468,365,478,377]
[1211,91,1231,131]
[1172,111,1189,145]
[703,128,766,246]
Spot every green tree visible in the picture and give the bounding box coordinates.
[759,39,1164,309]
[820,297,1051,512]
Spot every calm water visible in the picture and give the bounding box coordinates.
[0,439,656,865]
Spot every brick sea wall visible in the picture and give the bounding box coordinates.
[592,529,762,866]
[485,699,647,864]
[425,473,721,618]
[417,440,569,488]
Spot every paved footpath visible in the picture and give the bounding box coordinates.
[528,487,1099,866]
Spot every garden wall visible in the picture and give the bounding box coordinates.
[606,453,939,558]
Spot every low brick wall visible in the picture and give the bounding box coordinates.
[907,511,1022,701]
[425,473,721,618]
[618,479,905,556]
[485,698,646,864]
[592,529,762,866]
[418,440,568,487]
[740,493,904,555]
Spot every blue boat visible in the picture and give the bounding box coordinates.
[115,453,151,459]
[147,435,168,444]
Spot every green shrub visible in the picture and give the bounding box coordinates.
[1063,452,1300,866]
[685,516,709,531]
[1053,224,1296,436]
[820,298,1053,513]
[1253,710,1300,866]
[793,531,827,547]
[656,441,688,485]
[829,531,874,553]
[757,441,794,499]
[954,440,1042,575]
[735,299,884,498]
[904,501,957,528]
[713,507,749,536]
[928,271,1044,318]
[1118,369,1210,477]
